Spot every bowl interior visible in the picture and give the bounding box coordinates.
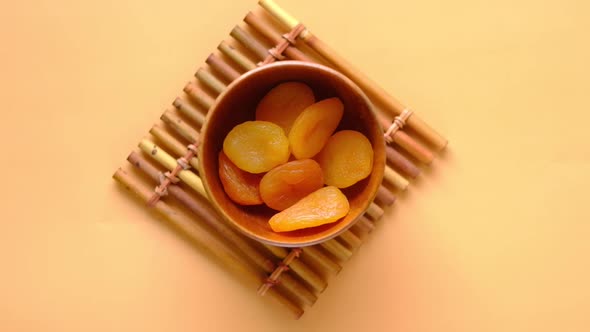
[198,61,385,247]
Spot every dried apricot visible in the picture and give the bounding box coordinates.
[316,130,374,188]
[288,97,344,159]
[260,159,324,211]
[255,82,315,135]
[218,151,263,205]
[269,186,350,232]
[223,121,290,174]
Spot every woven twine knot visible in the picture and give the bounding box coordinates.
[160,171,180,184]
[257,23,306,67]
[187,143,198,153]
[153,185,168,198]
[177,157,190,170]
[268,48,287,61]
[148,171,180,205]
[147,138,200,206]
[257,248,303,296]
[384,109,414,144]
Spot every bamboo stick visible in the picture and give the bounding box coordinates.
[325,238,355,261]
[206,53,241,83]
[264,229,361,263]
[231,26,269,60]
[350,214,376,239]
[173,97,206,128]
[350,221,370,237]
[218,41,257,71]
[390,130,434,165]
[379,116,434,165]
[383,165,409,191]
[263,245,289,260]
[338,230,362,251]
[375,187,395,207]
[259,0,448,150]
[183,82,215,111]
[161,110,199,144]
[301,246,342,274]
[383,167,409,191]
[113,168,304,318]
[365,203,385,221]
[258,0,299,29]
[385,145,420,178]
[244,12,311,62]
[258,249,304,296]
[356,216,376,233]
[127,152,319,304]
[195,68,225,96]
[149,125,199,170]
[259,245,326,292]
[375,186,396,206]
[138,139,206,197]
[320,239,353,262]
[160,110,200,145]
[265,244,344,279]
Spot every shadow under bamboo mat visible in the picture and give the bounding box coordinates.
[112,0,447,319]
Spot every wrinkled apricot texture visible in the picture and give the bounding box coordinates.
[316,130,374,188]
[223,121,290,174]
[218,151,263,205]
[269,186,350,232]
[260,159,324,211]
[255,82,315,135]
[288,97,344,159]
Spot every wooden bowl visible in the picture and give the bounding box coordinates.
[198,61,385,247]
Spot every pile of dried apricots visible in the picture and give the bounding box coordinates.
[219,82,374,232]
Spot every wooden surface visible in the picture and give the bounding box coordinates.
[1,0,590,331]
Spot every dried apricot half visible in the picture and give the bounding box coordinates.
[223,121,290,174]
[288,97,344,159]
[255,82,315,135]
[316,130,374,188]
[268,186,350,232]
[218,151,263,205]
[260,159,324,211]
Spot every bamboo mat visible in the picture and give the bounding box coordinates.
[112,0,447,319]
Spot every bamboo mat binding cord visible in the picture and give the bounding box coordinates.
[112,0,448,319]
[147,141,199,206]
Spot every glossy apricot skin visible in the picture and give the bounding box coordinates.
[288,97,344,159]
[223,121,290,174]
[218,151,263,205]
[268,186,350,232]
[259,159,324,211]
[255,82,315,135]
[316,130,374,188]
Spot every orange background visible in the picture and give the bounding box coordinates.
[1,0,589,331]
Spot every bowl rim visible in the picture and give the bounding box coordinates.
[198,60,385,247]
